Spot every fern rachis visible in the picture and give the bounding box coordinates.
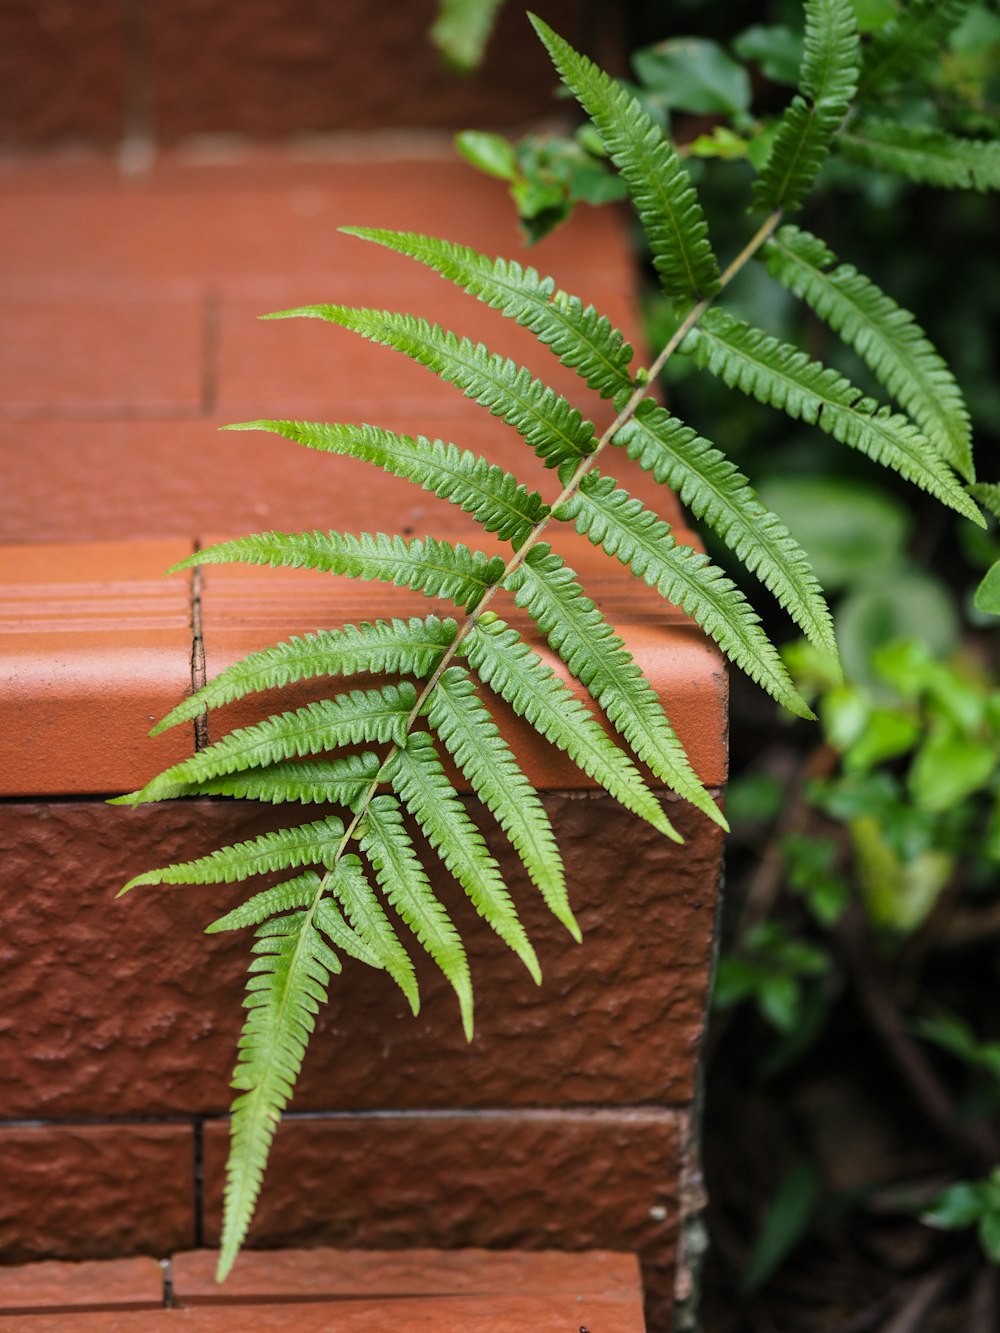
[117,4,988,1279]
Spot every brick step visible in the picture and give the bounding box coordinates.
[0,1249,646,1330]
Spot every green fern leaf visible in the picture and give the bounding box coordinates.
[267,306,596,471]
[430,0,504,71]
[838,119,1000,191]
[225,420,548,546]
[462,616,680,840]
[613,399,838,660]
[530,15,720,305]
[506,545,726,828]
[145,755,382,806]
[217,909,338,1279]
[970,483,1000,521]
[764,225,974,480]
[753,0,860,212]
[120,814,346,892]
[206,872,324,933]
[341,228,636,401]
[152,617,456,737]
[326,854,419,1013]
[173,531,506,614]
[858,0,973,96]
[425,665,579,939]
[117,684,416,806]
[385,731,541,983]
[682,308,983,524]
[555,472,813,719]
[358,794,474,1039]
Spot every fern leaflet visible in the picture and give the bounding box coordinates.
[225,419,548,545]
[267,306,597,470]
[217,909,340,1279]
[682,308,983,524]
[425,665,578,938]
[530,15,720,305]
[858,0,973,96]
[151,617,457,736]
[615,399,838,659]
[326,854,419,1014]
[763,225,974,480]
[752,0,860,211]
[359,795,474,1039]
[341,228,636,401]
[462,617,678,839]
[555,472,813,718]
[144,755,382,807]
[506,545,726,828]
[207,873,324,934]
[837,120,1000,191]
[173,531,506,613]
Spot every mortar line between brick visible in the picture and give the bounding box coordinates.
[193,1119,205,1250]
[190,560,208,752]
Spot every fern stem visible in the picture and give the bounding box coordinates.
[297,208,785,937]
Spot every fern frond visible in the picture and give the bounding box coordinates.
[173,531,506,614]
[326,854,419,1014]
[614,400,838,659]
[682,308,983,524]
[752,0,860,212]
[858,0,973,96]
[341,228,636,401]
[462,616,679,840]
[358,795,474,1039]
[556,472,813,719]
[970,483,1000,520]
[425,666,578,939]
[506,545,726,829]
[764,226,974,480]
[148,755,382,806]
[837,119,1000,191]
[217,908,339,1279]
[385,731,542,983]
[120,813,346,892]
[206,872,323,933]
[267,306,596,471]
[117,684,416,805]
[530,15,720,305]
[225,420,548,546]
[151,617,457,736]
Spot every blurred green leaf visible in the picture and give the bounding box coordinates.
[632,37,752,117]
[454,129,517,180]
[845,708,922,772]
[975,559,1000,616]
[757,475,910,591]
[431,0,505,72]
[837,574,960,689]
[821,685,870,752]
[918,1011,1000,1085]
[923,1180,988,1230]
[743,1161,823,1292]
[909,727,997,811]
[851,814,952,930]
[733,25,804,84]
[783,832,851,925]
[851,0,898,34]
[726,771,787,826]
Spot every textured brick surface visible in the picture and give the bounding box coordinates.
[0,795,719,1120]
[172,1244,640,1301]
[201,1112,675,1319]
[0,540,195,795]
[148,0,604,141]
[0,1,125,146]
[1,1293,644,1331]
[0,1125,195,1263]
[0,288,205,420]
[0,1256,164,1313]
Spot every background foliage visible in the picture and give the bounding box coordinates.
[453,0,1000,1325]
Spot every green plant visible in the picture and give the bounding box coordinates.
[115,2,995,1281]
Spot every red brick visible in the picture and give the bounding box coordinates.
[0,1256,164,1313]
[172,1244,641,1301]
[0,1292,644,1331]
[200,1112,676,1314]
[148,1,609,141]
[0,540,195,795]
[0,288,205,420]
[0,1,125,146]
[0,795,718,1121]
[0,1124,195,1262]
